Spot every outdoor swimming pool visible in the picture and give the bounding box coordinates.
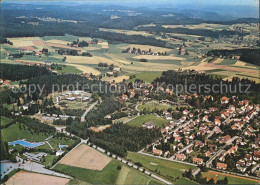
[9,140,44,148]
[59,144,68,149]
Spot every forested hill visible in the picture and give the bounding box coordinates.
[0,64,51,81]
[153,70,260,96]
[136,26,248,38]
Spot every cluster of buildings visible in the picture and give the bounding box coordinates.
[122,47,167,56]
[56,90,91,103]
[23,152,47,163]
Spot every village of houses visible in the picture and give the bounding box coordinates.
[117,82,260,178]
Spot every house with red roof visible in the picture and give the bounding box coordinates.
[221,96,229,104]
[175,154,186,161]
[192,157,203,165]
[153,148,162,156]
[217,162,227,170]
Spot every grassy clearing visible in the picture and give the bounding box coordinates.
[1,116,13,127]
[127,114,168,127]
[203,171,259,184]
[129,72,162,83]
[56,65,82,74]
[138,101,187,112]
[54,160,120,184]
[127,152,196,183]
[1,123,50,142]
[48,136,75,151]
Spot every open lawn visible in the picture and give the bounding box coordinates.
[59,144,111,171]
[54,160,120,184]
[48,136,75,151]
[129,72,162,83]
[2,123,50,142]
[6,171,70,185]
[127,114,169,127]
[203,171,259,184]
[127,152,196,183]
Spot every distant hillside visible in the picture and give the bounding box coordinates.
[207,49,260,66]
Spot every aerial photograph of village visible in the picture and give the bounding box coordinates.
[0,0,259,184]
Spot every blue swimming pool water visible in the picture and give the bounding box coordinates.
[59,145,68,148]
[1,163,4,178]
[9,140,44,148]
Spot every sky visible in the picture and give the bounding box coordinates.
[2,0,259,18]
[2,0,259,6]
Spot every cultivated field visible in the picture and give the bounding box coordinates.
[102,75,129,83]
[99,28,153,37]
[45,39,71,45]
[59,144,111,171]
[6,171,70,185]
[121,44,172,53]
[162,23,229,30]
[97,41,109,48]
[54,160,120,184]
[46,42,82,51]
[65,63,100,75]
[115,165,163,185]
[132,55,185,61]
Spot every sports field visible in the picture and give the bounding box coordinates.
[127,114,168,127]
[203,170,259,184]
[59,144,111,170]
[6,171,70,185]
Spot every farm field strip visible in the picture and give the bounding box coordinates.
[59,144,111,171]
[6,171,70,185]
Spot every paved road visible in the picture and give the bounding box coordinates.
[80,101,98,122]
[206,149,225,168]
[1,157,71,179]
[45,141,54,150]
[177,143,194,154]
